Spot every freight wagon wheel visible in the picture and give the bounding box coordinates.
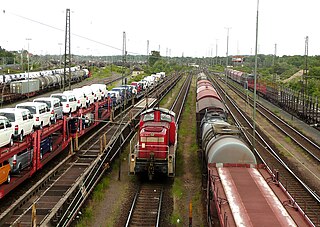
[6,173,11,184]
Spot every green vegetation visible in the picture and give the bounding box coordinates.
[88,64,127,80]
[284,136,292,143]
[170,77,201,226]
[75,176,111,227]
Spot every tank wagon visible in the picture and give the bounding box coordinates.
[129,107,177,179]
[1,66,90,103]
[197,72,312,227]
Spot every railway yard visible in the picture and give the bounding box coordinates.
[0,68,319,227]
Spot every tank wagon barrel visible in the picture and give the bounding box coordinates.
[197,72,312,227]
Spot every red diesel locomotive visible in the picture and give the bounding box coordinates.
[129,107,177,179]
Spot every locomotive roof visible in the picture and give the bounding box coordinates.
[141,107,176,118]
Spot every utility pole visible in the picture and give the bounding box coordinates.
[58,43,63,68]
[253,0,260,150]
[272,43,277,66]
[122,31,126,85]
[224,27,231,103]
[63,8,71,91]
[273,43,277,82]
[26,38,32,101]
[303,36,309,117]
[215,39,218,65]
[147,40,149,63]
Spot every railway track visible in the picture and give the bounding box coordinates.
[0,73,182,226]
[211,74,320,226]
[225,76,320,163]
[125,73,192,226]
[125,184,163,227]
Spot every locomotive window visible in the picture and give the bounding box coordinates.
[160,113,171,122]
[143,113,154,121]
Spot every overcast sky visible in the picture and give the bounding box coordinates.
[1,0,319,57]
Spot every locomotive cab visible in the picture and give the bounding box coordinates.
[129,107,177,179]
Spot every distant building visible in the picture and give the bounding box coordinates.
[132,66,144,76]
[188,63,199,68]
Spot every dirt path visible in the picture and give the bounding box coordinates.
[283,69,303,83]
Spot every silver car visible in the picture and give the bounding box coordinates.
[9,148,33,174]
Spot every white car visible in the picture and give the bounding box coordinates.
[16,102,51,129]
[90,84,107,100]
[50,93,77,114]
[78,87,95,106]
[82,86,98,102]
[0,116,14,147]
[65,90,86,109]
[33,97,63,123]
[0,108,34,141]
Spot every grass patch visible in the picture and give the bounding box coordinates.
[284,136,292,143]
[76,206,94,227]
[76,144,131,227]
[172,178,184,199]
[170,212,183,226]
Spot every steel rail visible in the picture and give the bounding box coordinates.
[211,74,319,226]
[226,78,320,163]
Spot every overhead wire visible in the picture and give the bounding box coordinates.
[4,9,146,56]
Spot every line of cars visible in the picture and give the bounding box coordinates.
[0,71,167,186]
[0,82,109,185]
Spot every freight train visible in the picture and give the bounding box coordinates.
[129,107,177,180]
[197,72,312,226]
[225,68,319,125]
[0,71,167,198]
[0,66,90,103]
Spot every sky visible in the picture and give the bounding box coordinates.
[0,0,319,57]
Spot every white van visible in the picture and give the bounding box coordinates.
[50,93,77,114]
[73,88,91,108]
[16,102,51,129]
[0,116,14,147]
[33,97,63,123]
[0,108,34,141]
[82,86,98,102]
[65,90,86,109]
[77,87,95,107]
[90,84,107,100]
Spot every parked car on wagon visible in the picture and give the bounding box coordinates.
[64,90,86,109]
[0,108,33,141]
[0,116,14,147]
[72,88,90,108]
[90,84,107,100]
[9,148,33,174]
[107,91,122,106]
[40,136,53,160]
[111,87,126,101]
[50,93,77,114]
[0,160,11,185]
[79,86,95,106]
[33,97,63,123]
[16,102,51,129]
[82,86,98,102]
